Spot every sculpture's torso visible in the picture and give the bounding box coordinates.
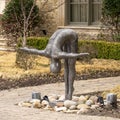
[45,29,78,58]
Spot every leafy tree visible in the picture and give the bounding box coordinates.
[1,0,41,47]
[102,0,120,41]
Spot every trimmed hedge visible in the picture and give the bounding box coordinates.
[26,37,49,50]
[78,40,120,60]
[23,37,120,60]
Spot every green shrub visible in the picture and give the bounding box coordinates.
[17,37,49,49]
[26,38,120,60]
[26,37,49,50]
[102,0,120,41]
[78,40,120,60]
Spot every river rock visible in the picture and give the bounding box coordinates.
[91,104,100,110]
[69,105,77,110]
[64,109,78,113]
[77,104,90,109]
[89,96,98,104]
[79,95,87,104]
[49,94,58,102]
[41,100,49,107]
[30,99,40,104]
[48,97,56,102]
[86,100,93,106]
[72,96,79,102]
[54,106,67,112]
[58,95,65,101]
[56,101,64,107]
[77,108,89,114]
[33,101,41,108]
[85,95,90,100]
[18,101,32,107]
[64,100,77,108]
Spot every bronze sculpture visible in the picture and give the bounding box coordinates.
[20,29,89,100]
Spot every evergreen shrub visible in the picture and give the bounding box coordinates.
[78,40,120,60]
[26,37,49,50]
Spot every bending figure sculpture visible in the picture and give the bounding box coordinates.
[20,29,89,100]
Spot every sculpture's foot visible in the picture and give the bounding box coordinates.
[65,95,71,100]
[65,93,73,100]
[65,87,74,100]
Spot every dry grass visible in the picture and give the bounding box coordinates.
[102,85,120,99]
[0,51,120,79]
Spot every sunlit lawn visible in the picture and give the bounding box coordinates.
[0,51,120,79]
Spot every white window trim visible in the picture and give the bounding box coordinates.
[0,0,5,14]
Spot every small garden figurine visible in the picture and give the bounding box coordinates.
[20,29,89,100]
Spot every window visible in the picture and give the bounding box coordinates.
[0,0,5,14]
[68,0,102,25]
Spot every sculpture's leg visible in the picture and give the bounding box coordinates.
[67,58,76,100]
[63,40,77,100]
[64,58,69,100]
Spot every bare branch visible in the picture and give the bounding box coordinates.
[26,14,40,32]
[41,1,65,13]
[20,0,26,21]
[40,0,48,9]
[26,0,36,26]
[13,7,21,29]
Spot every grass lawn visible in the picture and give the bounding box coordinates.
[0,51,120,79]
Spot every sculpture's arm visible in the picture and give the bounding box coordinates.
[20,47,49,57]
[57,52,89,59]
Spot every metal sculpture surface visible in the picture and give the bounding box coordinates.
[20,29,89,100]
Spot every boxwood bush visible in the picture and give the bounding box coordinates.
[78,40,120,60]
[26,38,120,60]
[26,37,49,50]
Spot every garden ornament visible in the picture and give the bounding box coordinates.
[20,29,89,100]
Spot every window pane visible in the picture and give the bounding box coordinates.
[70,4,78,22]
[92,0,102,23]
[69,0,102,25]
[70,0,88,22]
[79,0,87,22]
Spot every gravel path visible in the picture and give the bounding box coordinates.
[0,76,120,120]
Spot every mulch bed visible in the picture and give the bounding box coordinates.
[0,70,120,91]
[0,70,119,90]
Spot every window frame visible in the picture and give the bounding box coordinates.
[0,0,6,14]
[67,0,102,26]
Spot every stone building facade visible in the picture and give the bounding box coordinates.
[37,0,103,40]
[1,0,103,40]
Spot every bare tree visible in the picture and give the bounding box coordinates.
[20,0,38,47]
[1,0,65,47]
